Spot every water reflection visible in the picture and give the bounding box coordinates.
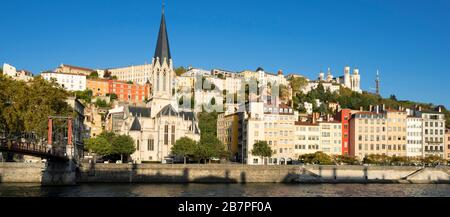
[0,184,449,197]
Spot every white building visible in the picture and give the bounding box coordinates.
[406,116,423,157]
[319,121,343,156]
[294,122,321,157]
[41,72,87,92]
[107,64,153,85]
[2,63,34,82]
[418,111,446,158]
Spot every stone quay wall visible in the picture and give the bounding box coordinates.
[77,164,450,184]
[1,163,450,184]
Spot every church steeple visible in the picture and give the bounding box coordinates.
[154,1,171,66]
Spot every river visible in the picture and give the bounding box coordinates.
[1,183,450,197]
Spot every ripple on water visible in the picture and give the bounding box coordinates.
[0,183,449,197]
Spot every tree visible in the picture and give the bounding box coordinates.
[95,99,109,108]
[75,89,93,104]
[298,152,334,165]
[195,134,227,164]
[0,75,71,136]
[111,135,136,162]
[87,71,99,79]
[84,137,112,157]
[390,94,398,101]
[198,111,218,138]
[289,76,308,95]
[109,93,118,101]
[175,66,187,76]
[103,70,111,79]
[172,137,197,164]
[251,141,273,165]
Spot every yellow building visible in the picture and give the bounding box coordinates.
[55,64,94,75]
[350,110,408,160]
[319,121,343,156]
[386,110,407,157]
[445,129,450,160]
[217,113,240,160]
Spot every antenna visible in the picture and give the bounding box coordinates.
[162,0,165,14]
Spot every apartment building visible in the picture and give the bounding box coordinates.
[418,111,446,158]
[445,129,450,160]
[55,64,94,76]
[86,79,151,103]
[240,101,297,165]
[41,72,87,92]
[349,112,387,160]
[217,113,240,161]
[385,110,407,157]
[406,116,423,157]
[294,122,320,157]
[319,121,342,156]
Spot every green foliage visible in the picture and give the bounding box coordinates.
[127,81,134,84]
[298,152,334,165]
[288,76,308,95]
[196,134,228,162]
[0,67,3,74]
[175,66,188,76]
[172,137,197,160]
[111,76,118,80]
[251,141,273,162]
[363,154,446,166]
[90,132,136,161]
[111,135,136,159]
[333,155,360,165]
[0,75,71,135]
[95,99,109,108]
[198,111,218,138]
[84,137,111,156]
[87,71,99,79]
[109,93,118,101]
[75,89,93,104]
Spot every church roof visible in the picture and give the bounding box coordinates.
[157,104,178,117]
[154,9,171,65]
[129,106,151,118]
[130,117,142,131]
[179,111,197,121]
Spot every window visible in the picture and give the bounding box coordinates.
[171,125,176,145]
[253,159,259,164]
[137,140,140,151]
[148,139,154,151]
[164,125,169,145]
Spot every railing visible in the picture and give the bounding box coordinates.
[0,131,68,159]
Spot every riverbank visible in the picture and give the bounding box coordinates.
[1,163,450,184]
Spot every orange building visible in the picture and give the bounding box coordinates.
[87,79,110,96]
[87,79,151,103]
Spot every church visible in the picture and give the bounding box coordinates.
[111,6,201,163]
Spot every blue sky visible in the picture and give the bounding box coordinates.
[1,0,449,107]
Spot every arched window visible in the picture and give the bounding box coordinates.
[163,71,167,91]
[156,72,160,91]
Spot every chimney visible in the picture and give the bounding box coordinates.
[382,104,386,112]
[369,105,373,112]
[376,105,380,114]
[312,114,317,124]
[438,106,442,113]
[360,106,363,112]
[419,106,422,112]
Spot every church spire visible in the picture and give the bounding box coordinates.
[154,0,171,66]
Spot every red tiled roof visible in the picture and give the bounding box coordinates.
[60,64,94,72]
